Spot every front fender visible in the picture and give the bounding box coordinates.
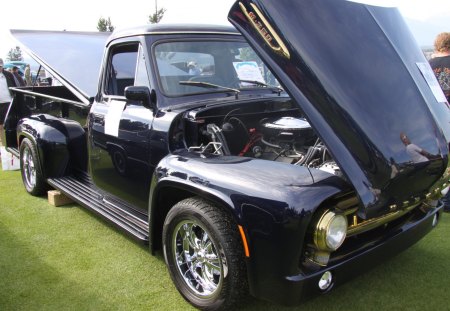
[148,151,352,281]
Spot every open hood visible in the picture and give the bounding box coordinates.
[229,0,450,218]
[11,30,110,105]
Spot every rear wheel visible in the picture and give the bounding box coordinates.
[20,138,46,196]
[163,197,247,310]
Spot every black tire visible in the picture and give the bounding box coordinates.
[20,138,46,196]
[163,197,247,310]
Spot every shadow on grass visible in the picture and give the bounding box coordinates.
[25,202,450,311]
[76,204,151,251]
[0,224,112,310]
[2,171,448,310]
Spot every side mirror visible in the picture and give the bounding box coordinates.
[124,86,155,110]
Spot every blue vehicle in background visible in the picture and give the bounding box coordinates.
[3,61,27,76]
[4,60,45,84]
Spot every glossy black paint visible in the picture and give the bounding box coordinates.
[4,87,85,147]
[151,150,349,215]
[6,15,446,307]
[88,98,155,210]
[7,88,89,177]
[17,114,86,178]
[253,206,442,304]
[124,86,153,109]
[229,0,450,218]
[147,149,351,257]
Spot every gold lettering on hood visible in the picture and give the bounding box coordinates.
[239,2,290,59]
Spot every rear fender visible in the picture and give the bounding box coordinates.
[17,114,86,178]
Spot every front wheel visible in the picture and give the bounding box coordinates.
[20,138,46,196]
[163,197,247,310]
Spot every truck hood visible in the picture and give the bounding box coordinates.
[10,30,110,104]
[229,0,450,218]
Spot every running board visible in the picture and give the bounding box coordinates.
[47,174,149,243]
[6,147,19,157]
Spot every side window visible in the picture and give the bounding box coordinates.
[104,43,139,96]
[134,45,150,88]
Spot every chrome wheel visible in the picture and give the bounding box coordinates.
[163,198,247,309]
[19,138,46,196]
[22,146,36,189]
[172,220,225,298]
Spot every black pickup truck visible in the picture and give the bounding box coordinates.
[3,0,450,309]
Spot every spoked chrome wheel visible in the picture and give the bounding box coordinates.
[22,145,36,189]
[173,220,225,298]
[19,138,46,196]
[163,198,247,310]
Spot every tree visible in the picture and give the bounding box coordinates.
[149,0,166,24]
[7,46,23,61]
[97,17,115,32]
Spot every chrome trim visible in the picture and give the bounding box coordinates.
[239,1,290,59]
[10,87,86,107]
[313,211,347,251]
[347,203,418,237]
[109,31,242,43]
[22,146,36,189]
[172,220,224,298]
[306,250,330,267]
[335,196,358,208]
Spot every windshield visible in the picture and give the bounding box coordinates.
[154,40,279,96]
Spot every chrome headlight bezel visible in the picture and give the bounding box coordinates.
[313,211,348,251]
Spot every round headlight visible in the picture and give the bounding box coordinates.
[314,211,348,251]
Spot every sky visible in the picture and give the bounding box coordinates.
[0,0,449,60]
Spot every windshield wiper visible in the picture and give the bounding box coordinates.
[179,81,240,99]
[238,79,284,95]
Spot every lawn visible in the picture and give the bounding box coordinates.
[0,169,449,311]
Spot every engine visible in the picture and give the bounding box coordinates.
[258,117,317,163]
[186,113,342,176]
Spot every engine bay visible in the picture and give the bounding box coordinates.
[172,99,342,176]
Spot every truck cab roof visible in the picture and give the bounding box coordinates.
[108,24,240,44]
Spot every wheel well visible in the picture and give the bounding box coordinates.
[151,186,237,252]
[18,134,26,146]
[151,187,193,251]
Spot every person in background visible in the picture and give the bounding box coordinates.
[429,32,450,212]
[24,64,32,86]
[429,32,450,102]
[12,66,26,87]
[0,58,17,145]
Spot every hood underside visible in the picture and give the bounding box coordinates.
[10,30,110,104]
[229,0,450,218]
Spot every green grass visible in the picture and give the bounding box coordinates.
[0,169,449,310]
